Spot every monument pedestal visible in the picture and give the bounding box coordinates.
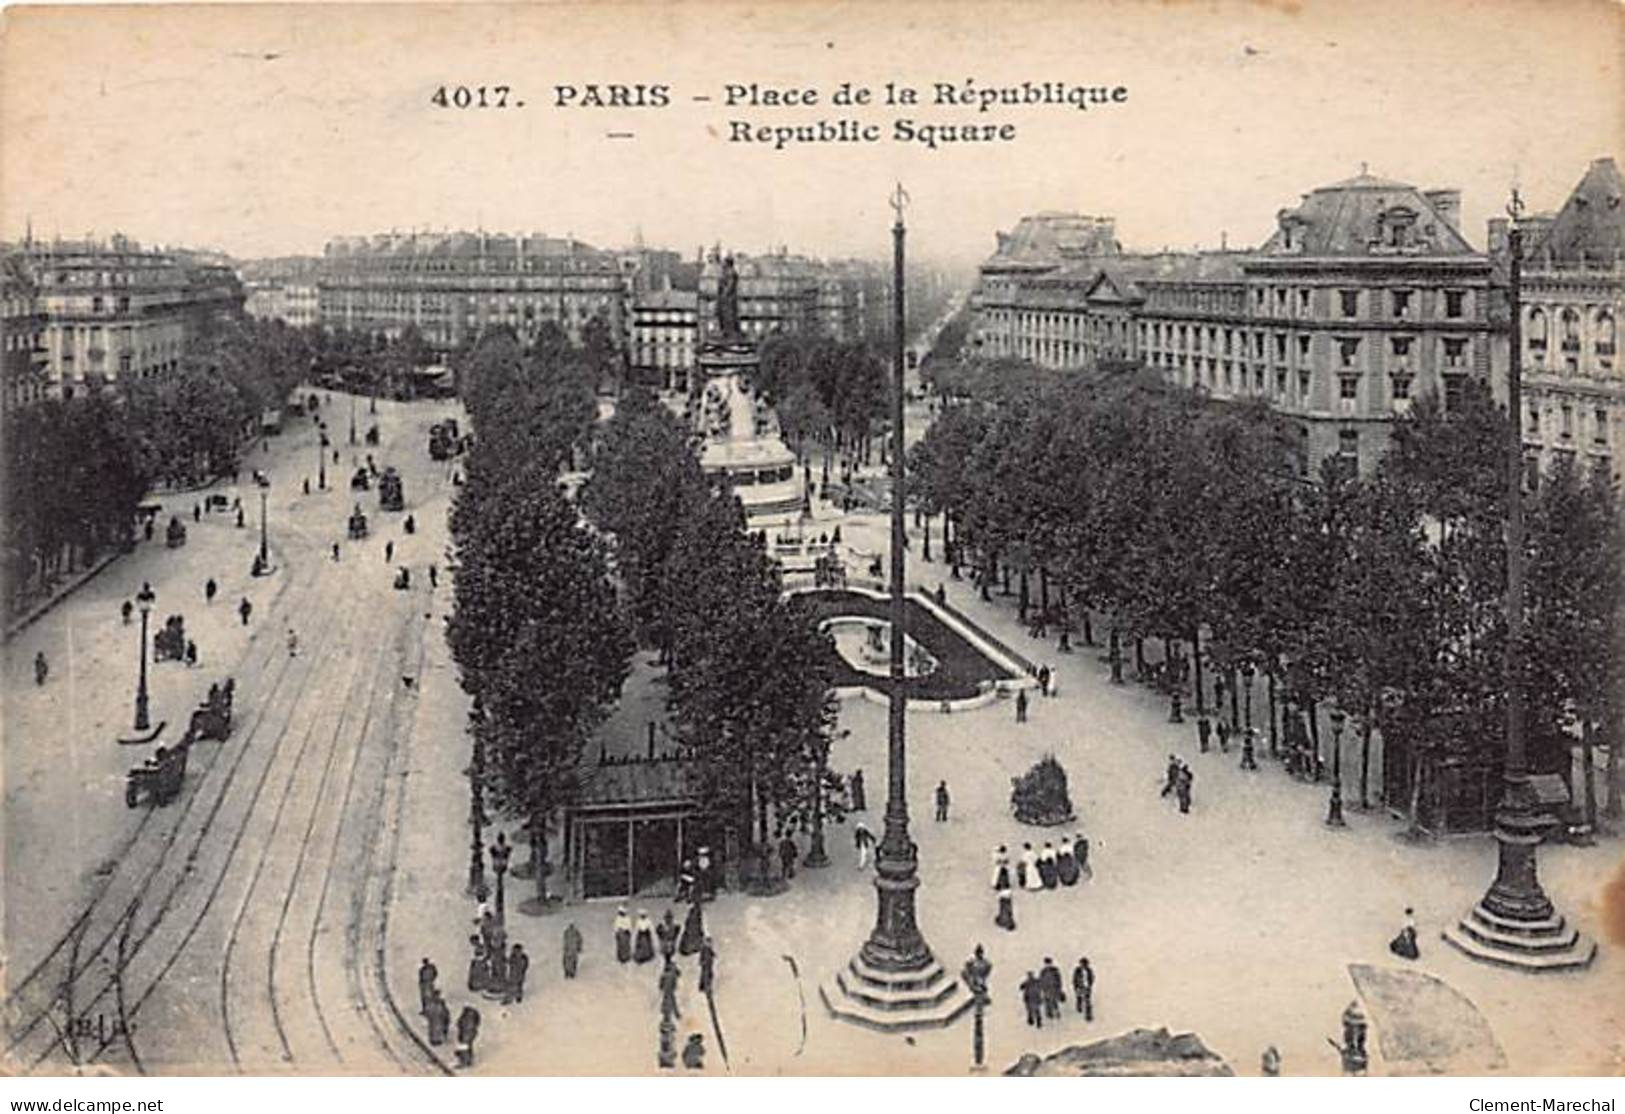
[820,952,973,1032]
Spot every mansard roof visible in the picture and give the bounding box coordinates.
[1260,171,1477,258]
[986,212,1120,268]
[1527,157,1625,267]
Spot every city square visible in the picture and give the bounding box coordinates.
[2,0,1624,1094]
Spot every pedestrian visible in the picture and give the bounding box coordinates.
[936,583,947,606]
[1161,754,1180,798]
[332,542,341,562]
[286,628,298,657]
[1015,688,1028,723]
[679,895,704,955]
[1261,1045,1282,1076]
[429,564,438,588]
[1217,717,1232,754]
[614,905,632,964]
[467,934,488,993]
[1389,907,1420,960]
[1198,715,1212,753]
[418,957,439,1015]
[185,640,198,668]
[995,884,1016,931]
[849,768,867,812]
[1037,664,1051,695]
[235,506,245,528]
[633,909,656,964]
[658,959,682,1019]
[1072,957,1094,1020]
[34,650,48,686]
[1056,836,1080,886]
[991,845,1011,891]
[1176,764,1193,814]
[696,846,714,900]
[205,577,218,603]
[1038,842,1059,889]
[676,859,697,904]
[563,921,583,978]
[194,503,201,523]
[122,599,134,625]
[853,820,876,868]
[504,943,529,1004]
[425,990,450,1046]
[934,780,951,822]
[303,478,311,495]
[682,1033,706,1070]
[239,598,252,626]
[698,936,717,995]
[656,908,680,964]
[454,1005,481,1068]
[1020,843,1042,892]
[778,833,798,880]
[1039,957,1065,1020]
[405,514,416,535]
[1020,971,1044,1029]
[1075,834,1092,881]
[385,541,394,563]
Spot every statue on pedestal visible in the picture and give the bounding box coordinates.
[718,255,741,338]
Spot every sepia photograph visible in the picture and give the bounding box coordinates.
[1,0,1623,1094]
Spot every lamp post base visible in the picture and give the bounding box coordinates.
[1326,784,1347,828]
[820,951,974,1032]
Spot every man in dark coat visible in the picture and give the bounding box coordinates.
[699,937,717,996]
[504,943,529,1004]
[418,957,439,1015]
[1016,688,1028,723]
[1020,972,1044,1029]
[659,960,682,1020]
[849,769,866,812]
[1072,957,1095,1020]
[934,781,951,822]
[1161,754,1181,798]
[425,991,450,1046]
[1176,764,1193,814]
[778,834,798,880]
[205,578,218,603]
[656,909,680,965]
[239,598,252,626]
[454,1006,481,1068]
[562,921,583,978]
[1039,957,1065,1020]
[466,934,487,993]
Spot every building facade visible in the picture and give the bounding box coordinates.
[1509,157,1624,484]
[318,232,629,352]
[696,249,887,347]
[2,254,49,414]
[9,236,244,398]
[245,280,319,328]
[629,287,698,391]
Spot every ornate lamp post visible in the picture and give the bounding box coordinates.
[133,582,156,731]
[1443,190,1595,970]
[317,425,329,491]
[489,832,512,923]
[1239,662,1258,771]
[961,946,992,1073]
[258,486,270,567]
[1326,708,1348,828]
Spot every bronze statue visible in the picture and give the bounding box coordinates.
[717,255,740,337]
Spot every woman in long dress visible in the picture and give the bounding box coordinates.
[633,909,656,964]
[1038,842,1059,889]
[1056,836,1080,886]
[614,906,633,964]
[995,885,1016,931]
[1075,834,1092,881]
[1021,843,1043,892]
[679,897,705,955]
[991,845,1011,891]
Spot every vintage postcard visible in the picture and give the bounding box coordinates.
[1,0,1623,1086]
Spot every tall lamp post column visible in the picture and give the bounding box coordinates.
[1443,190,1595,970]
[133,582,156,731]
[349,394,357,445]
[317,425,329,491]
[490,832,511,924]
[258,487,269,566]
[1240,662,1258,771]
[1326,708,1347,828]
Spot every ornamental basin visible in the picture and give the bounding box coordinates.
[820,617,939,679]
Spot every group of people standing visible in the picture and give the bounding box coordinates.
[992,836,1090,931]
[612,895,717,1071]
[1018,956,1096,1029]
[1159,755,1197,814]
[417,957,482,1069]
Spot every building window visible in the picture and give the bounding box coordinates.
[1339,374,1360,400]
[1391,336,1413,362]
[1442,338,1467,368]
[1298,289,1311,315]
[1275,369,1288,396]
[1445,290,1466,318]
[1298,370,1311,398]
[1340,290,1360,318]
[1392,290,1412,319]
[1561,404,1574,440]
[1594,407,1609,445]
[1336,429,1360,474]
[1524,453,1540,494]
[1528,404,1541,434]
[1391,374,1412,400]
[1560,308,1581,351]
[1444,373,1466,412]
[1596,310,1616,361]
[1529,307,1548,352]
[1338,337,1360,368]
[1296,334,1310,361]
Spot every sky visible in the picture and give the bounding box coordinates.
[1,0,1621,275]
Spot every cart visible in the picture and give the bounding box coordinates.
[126,744,188,808]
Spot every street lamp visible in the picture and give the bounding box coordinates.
[133,582,156,731]
[317,425,329,491]
[489,832,512,923]
[349,393,357,445]
[1239,662,1258,771]
[961,946,992,1073]
[1326,708,1347,828]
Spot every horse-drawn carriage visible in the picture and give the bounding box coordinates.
[153,615,188,662]
[429,419,462,461]
[348,505,369,539]
[365,425,380,447]
[165,516,187,548]
[378,467,404,512]
[126,744,188,808]
[351,468,371,491]
[188,678,235,743]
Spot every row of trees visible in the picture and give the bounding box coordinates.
[582,387,844,882]
[754,335,889,466]
[444,326,630,903]
[911,364,1622,826]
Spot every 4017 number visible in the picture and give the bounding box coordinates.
[431,85,519,109]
